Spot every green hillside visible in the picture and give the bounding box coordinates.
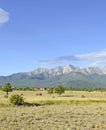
[0,72,106,88]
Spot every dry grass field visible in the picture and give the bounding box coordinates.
[0,90,106,130]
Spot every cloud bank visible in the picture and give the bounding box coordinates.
[39,55,79,65]
[0,8,10,25]
[39,50,106,68]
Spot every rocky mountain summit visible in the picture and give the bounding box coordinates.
[25,64,105,77]
[25,64,76,77]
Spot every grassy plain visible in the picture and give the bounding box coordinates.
[0,90,106,130]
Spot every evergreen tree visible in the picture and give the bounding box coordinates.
[48,87,54,95]
[55,85,65,96]
[2,82,12,96]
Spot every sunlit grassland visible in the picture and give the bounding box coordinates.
[1,90,106,105]
[0,90,106,130]
[0,102,106,130]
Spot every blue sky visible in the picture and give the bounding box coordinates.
[0,0,106,75]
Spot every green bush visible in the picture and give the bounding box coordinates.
[9,94,24,105]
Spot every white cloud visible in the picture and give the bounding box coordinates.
[76,50,106,60]
[0,8,10,25]
[39,55,78,65]
[39,50,106,68]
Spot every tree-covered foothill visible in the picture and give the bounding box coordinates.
[65,87,106,92]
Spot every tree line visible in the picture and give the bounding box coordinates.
[0,83,106,95]
[0,82,106,106]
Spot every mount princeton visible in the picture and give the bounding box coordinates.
[0,64,106,88]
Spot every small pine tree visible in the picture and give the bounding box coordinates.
[2,82,12,96]
[48,88,54,95]
[55,85,65,96]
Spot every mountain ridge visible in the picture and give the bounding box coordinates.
[0,64,106,88]
[24,64,106,77]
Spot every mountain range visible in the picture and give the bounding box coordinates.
[0,64,106,88]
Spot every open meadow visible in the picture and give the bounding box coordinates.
[0,90,106,130]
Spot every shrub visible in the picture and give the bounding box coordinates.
[81,95,85,98]
[4,95,8,98]
[36,93,42,96]
[9,94,24,106]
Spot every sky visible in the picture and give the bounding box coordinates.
[0,0,106,75]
